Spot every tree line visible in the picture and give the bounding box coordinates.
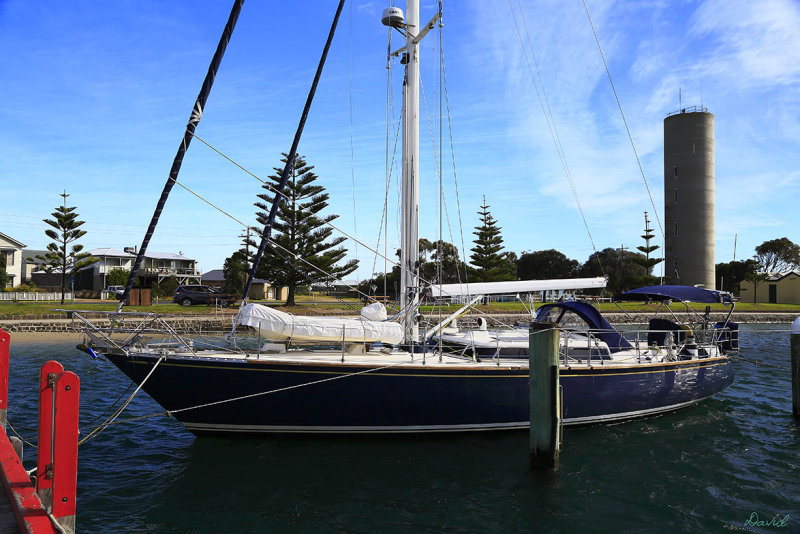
[219,154,800,303]
[16,155,798,306]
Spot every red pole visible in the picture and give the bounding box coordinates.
[51,371,79,533]
[0,328,9,430]
[36,360,63,511]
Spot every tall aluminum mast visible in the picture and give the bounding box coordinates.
[400,0,420,342]
[384,0,440,342]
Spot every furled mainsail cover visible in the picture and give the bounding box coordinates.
[237,303,403,345]
[360,302,388,321]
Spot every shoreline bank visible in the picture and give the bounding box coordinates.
[1,311,796,343]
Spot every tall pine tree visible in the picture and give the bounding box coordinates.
[35,191,97,303]
[469,197,516,282]
[634,211,663,279]
[252,154,358,306]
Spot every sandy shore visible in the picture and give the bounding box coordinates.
[6,331,85,344]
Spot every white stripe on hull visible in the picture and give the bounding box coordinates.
[562,396,712,426]
[182,421,529,434]
[180,396,714,435]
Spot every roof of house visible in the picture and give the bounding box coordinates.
[87,248,195,261]
[146,251,193,261]
[202,269,268,284]
[22,249,48,261]
[761,270,800,282]
[0,232,26,248]
[88,247,134,257]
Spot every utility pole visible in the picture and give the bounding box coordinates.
[238,227,252,269]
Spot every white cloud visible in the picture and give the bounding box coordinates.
[690,0,800,88]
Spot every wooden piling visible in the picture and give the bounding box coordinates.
[529,321,561,470]
[792,318,800,419]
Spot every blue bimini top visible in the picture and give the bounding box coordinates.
[616,285,733,304]
[535,301,633,353]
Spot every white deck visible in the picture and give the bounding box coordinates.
[129,345,528,368]
[127,343,723,370]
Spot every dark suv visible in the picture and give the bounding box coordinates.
[173,285,237,306]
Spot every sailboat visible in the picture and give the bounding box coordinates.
[70,0,735,435]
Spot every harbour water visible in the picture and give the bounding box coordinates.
[6,325,799,532]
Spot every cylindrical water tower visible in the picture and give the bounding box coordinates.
[663,107,715,288]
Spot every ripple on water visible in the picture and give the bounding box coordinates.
[4,331,800,532]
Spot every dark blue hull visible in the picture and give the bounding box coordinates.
[104,353,733,435]
[560,358,734,425]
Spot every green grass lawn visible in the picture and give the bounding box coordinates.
[2,297,799,318]
[0,300,216,317]
[0,297,363,317]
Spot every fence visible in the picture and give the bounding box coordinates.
[0,292,73,302]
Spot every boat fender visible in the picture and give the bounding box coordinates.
[76,343,99,359]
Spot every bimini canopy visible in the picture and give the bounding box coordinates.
[535,302,633,353]
[616,285,733,304]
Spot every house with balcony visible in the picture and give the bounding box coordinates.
[0,232,26,287]
[75,247,201,291]
[142,251,201,286]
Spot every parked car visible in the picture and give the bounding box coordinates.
[106,286,126,299]
[173,285,237,306]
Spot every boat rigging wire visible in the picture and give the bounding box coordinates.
[384,26,395,298]
[186,133,383,272]
[75,358,418,436]
[348,0,359,286]
[508,0,605,276]
[172,170,418,310]
[439,36,471,293]
[581,0,665,245]
[118,0,245,312]
[242,0,347,304]
[417,24,471,296]
[6,420,36,448]
[186,132,464,300]
[370,74,402,291]
[78,353,166,445]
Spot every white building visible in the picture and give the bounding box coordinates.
[0,232,26,287]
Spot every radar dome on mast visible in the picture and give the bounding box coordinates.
[381,7,405,28]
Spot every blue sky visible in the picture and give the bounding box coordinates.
[2,0,799,281]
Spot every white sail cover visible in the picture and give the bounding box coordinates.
[429,277,608,298]
[360,301,388,321]
[236,303,403,345]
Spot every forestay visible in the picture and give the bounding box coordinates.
[236,303,403,345]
